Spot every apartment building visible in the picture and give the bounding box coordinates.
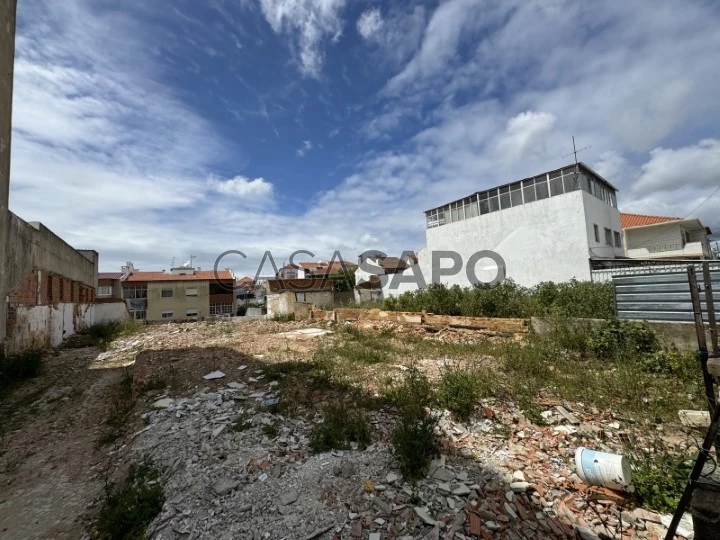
[122,266,235,321]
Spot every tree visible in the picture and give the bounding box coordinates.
[330,269,356,291]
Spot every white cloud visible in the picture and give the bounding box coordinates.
[357,9,383,40]
[208,175,274,200]
[494,112,557,164]
[633,139,720,192]
[296,139,314,157]
[258,0,347,77]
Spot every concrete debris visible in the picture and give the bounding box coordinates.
[152,397,174,408]
[280,489,299,506]
[678,409,711,428]
[202,370,225,380]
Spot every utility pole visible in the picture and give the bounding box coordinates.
[0,0,18,346]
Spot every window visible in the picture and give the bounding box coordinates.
[186,287,198,297]
[186,309,198,318]
[522,179,536,203]
[604,228,612,246]
[133,310,146,320]
[535,177,549,200]
[614,231,622,248]
[123,286,147,299]
[510,183,523,206]
[549,170,564,197]
[161,289,173,298]
[209,303,233,316]
[97,286,112,297]
[161,311,173,319]
[295,292,306,302]
[594,224,600,243]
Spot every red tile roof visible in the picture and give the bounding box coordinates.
[265,278,334,292]
[98,272,123,280]
[236,276,254,285]
[620,212,679,229]
[126,270,234,282]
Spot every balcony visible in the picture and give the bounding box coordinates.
[627,241,711,259]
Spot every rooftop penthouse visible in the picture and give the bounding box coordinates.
[425,163,618,229]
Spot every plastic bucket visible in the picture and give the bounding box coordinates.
[575,447,632,491]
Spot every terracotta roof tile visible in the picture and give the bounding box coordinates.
[126,270,234,282]
[620,212,679,228]
[265,278,334,292]
[98,272,123,280]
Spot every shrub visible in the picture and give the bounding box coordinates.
[629,440,692,513]
[588,319,659,359]
[97,460,164,540]
[438,365,492,421]
[0,349,42,384]
[309,405,371,452]
[388,367,439,480]
[271,313,295,322]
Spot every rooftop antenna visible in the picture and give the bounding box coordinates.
[171,257,176,268]
[562,136,591,170]
[189,254,196,268]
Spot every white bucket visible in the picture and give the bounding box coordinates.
[575,447,633,491]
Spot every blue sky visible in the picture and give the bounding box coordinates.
[9,0,720,275]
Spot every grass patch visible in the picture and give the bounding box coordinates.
[66,320,143,350]
[271,313,295,322]
[309,404,371,452]
[387,367,439,480]
[0,349,42,391]
[98,370,134,446]
[97,459,164,540]
[231,413,254,432]
[437,364,493,421]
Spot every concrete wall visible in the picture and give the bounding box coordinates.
[423,190,623,289]
[582,191,623,259]
[146,281,210,321]
[0,1,17,344]
[5,302,129,354]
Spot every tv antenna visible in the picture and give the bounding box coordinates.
[171,257,176,268]
[562,136,591,167]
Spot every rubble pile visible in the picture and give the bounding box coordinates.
[130,366,692,540]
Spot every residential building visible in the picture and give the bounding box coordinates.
[123,266,235,321]
[298,260,358,277]
[376,163,623,292]
[265,278,338,318]
[620,213,714,260]
[354,255,416,302]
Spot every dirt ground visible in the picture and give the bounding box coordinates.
[0,346,127,539]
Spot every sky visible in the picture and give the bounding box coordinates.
[9,0,720,276]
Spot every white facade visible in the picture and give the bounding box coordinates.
[623,218,713,260]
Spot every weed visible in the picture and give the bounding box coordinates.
[272,313,296,322]
[98,370,134,446]
[97,459,164,540]
[388,367,439,480]
[68,320,143,350]
[628,438,692,513]
[309,404,371,452]
[262,423,279,438]
[588,319,659,360]
[231,413,253,432]
[437,364,492,421]
[0,349,42,388]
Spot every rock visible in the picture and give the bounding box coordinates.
[414,507,438,526]
[436,482,451,494]
[153,397,174,408]
[452,484,470,496]
[485,521,501,531]
[280,490,298,506]
[386,473,398,484]
[212,478,239,496]
[512,470,525,482]
[505,491,514,502]
[431,468,454,482]
[368,534,381,540]
[212,425,226,438]
[576,526,601,540]
[510,482,530,493]
[203,371,226,380]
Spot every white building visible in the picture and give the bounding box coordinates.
[387,163,624,292]
[620,213,714,260]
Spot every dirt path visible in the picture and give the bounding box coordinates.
[0,347,127,540]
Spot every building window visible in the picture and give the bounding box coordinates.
[133,310,146,320]
[123,286,147,299]
[209,303,233,316]
[186,287,198,297]
[161,311,173,319]
[97,286,112,297]
[604,228,612,246]
[594,224,600,243]
[614,231,622,248]
[161,289,173,298]
[186,309,198,318]
[295,292,306,302]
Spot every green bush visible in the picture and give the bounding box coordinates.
[588,319,659,359]
[97,460,164,540]
[438,365,492,421]
[271,313,295,322]
[388,367,439,480]
[309,405,371,452]
[381,279,614,319]
[0,349,42,384]
[636,347,697,379]
[629,441,692,513]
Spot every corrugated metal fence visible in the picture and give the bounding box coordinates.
[613,265,720,322]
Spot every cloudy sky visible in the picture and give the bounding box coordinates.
[9,0,720,275]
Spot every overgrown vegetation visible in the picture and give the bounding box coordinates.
[382,279,614,319]
[97,459,164,540]
[309,404,371,452]
[66,320,143,350]
[0,349,42,391]
[627,437,693,513]
[98,370,135,446]
[387,367,439,480]
[437,364,492,421]
[271,313,295,322]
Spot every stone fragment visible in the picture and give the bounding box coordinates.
[280,490,298,506]
[153,397,174,408]
[414,507,438,526]
[452,484,470,496]
[485,521,501,531]
[509,482,530,493]
[212,478,239,496]
[386,473,398,484]
[203,371,226,380]
[368,534,381,540]
[512,470,525,482]
[431,468,454,482]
